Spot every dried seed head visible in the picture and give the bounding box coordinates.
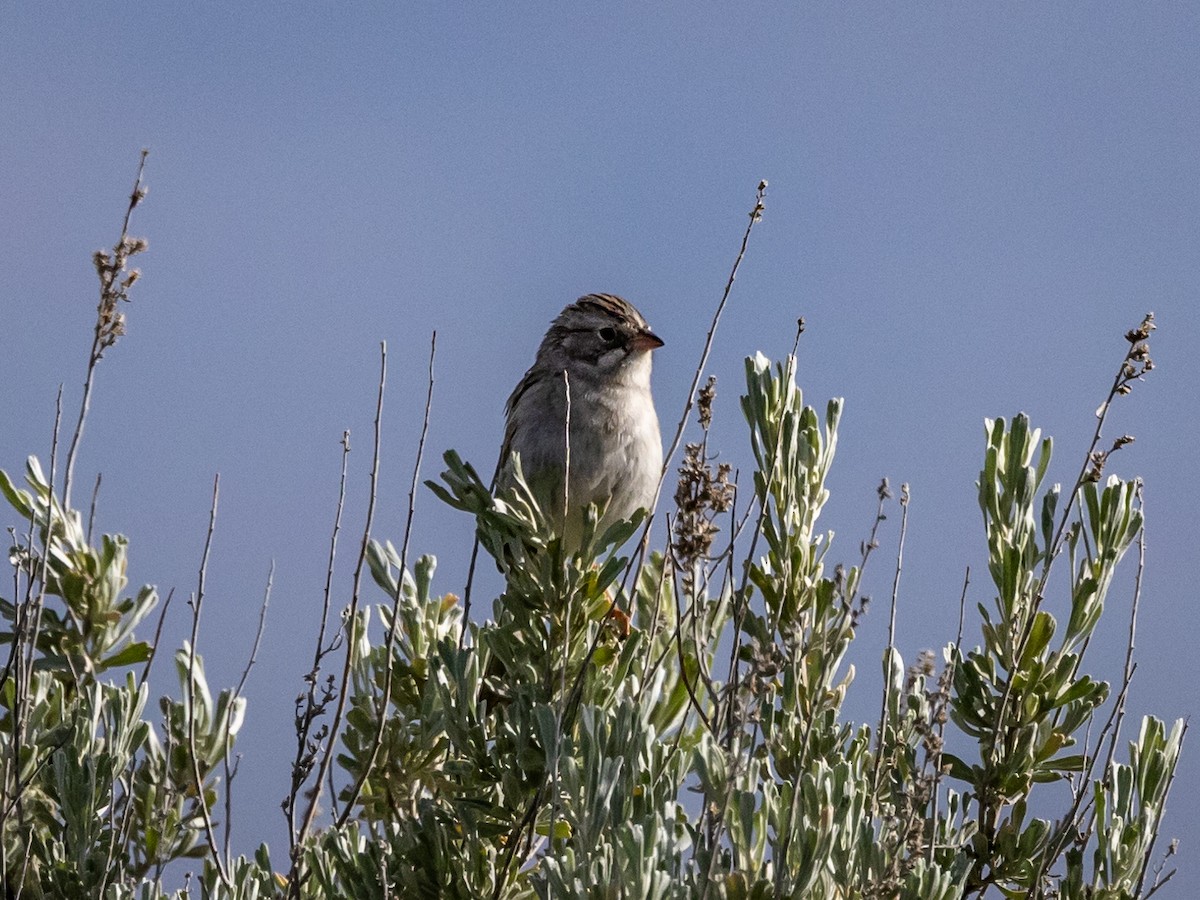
[1124,312,1156,344]
[698,376,717,431]
[120,236,149,256]
[672,441,735,581]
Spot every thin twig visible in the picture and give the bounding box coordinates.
[399,335,437,598]
[87,472,102,544]
[295,342,387,869]
[548,367,572,866]
[317,432,352,669]
[666,535,714,733]
[562,367,571,537]
[460,541,482,649]
[63,150,149,507]
[491,784,547,900]
[628,180,768,589]
[284,429,352,846]
[222,753,241,869]
[339,333,436,823]
[184,474,229,886]
[638,539,677,680]
[929,566,970,862]
[137,587,174,692]
[1145,867,1178,900]
[872,483,910,802]
[236,563,272,702]
[221,562,272,861]
[1106,481,1144,772]
[955,567,969,652]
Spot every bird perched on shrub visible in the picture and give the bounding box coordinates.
[497,293,664,550]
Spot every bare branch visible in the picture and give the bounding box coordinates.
[294,341,387,876]
[184,474,229,886]
[64,150,150,507]
[339,332,437,824]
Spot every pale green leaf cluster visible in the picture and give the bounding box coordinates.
[1,347,1183,898]
[1,460,247,897]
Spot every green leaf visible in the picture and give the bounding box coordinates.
[98,640,153,671]
[1018,610,1055,670]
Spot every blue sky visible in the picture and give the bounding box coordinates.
[3,2,1198,890]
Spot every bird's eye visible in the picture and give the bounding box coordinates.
[598,326,618,343]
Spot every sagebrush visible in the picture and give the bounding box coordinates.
[0,164,1184,898]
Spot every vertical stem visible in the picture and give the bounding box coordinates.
[63,151,148,507]
[184,474,229,886]
[293,341,386,885]
[872,483,910,804]
[339,334,436,823]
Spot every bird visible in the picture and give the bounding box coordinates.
[497,293,664,551]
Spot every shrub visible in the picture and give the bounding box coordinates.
[1,165,1183,898]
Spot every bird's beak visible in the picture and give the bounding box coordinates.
[631,330,664,352]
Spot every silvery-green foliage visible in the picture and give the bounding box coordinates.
[941,411,1178,896]
[1,460,249,897]
[322,347,1180,898]
[1,457,157,680]
[2,328,1183,898]
[1079,717,1183,897]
